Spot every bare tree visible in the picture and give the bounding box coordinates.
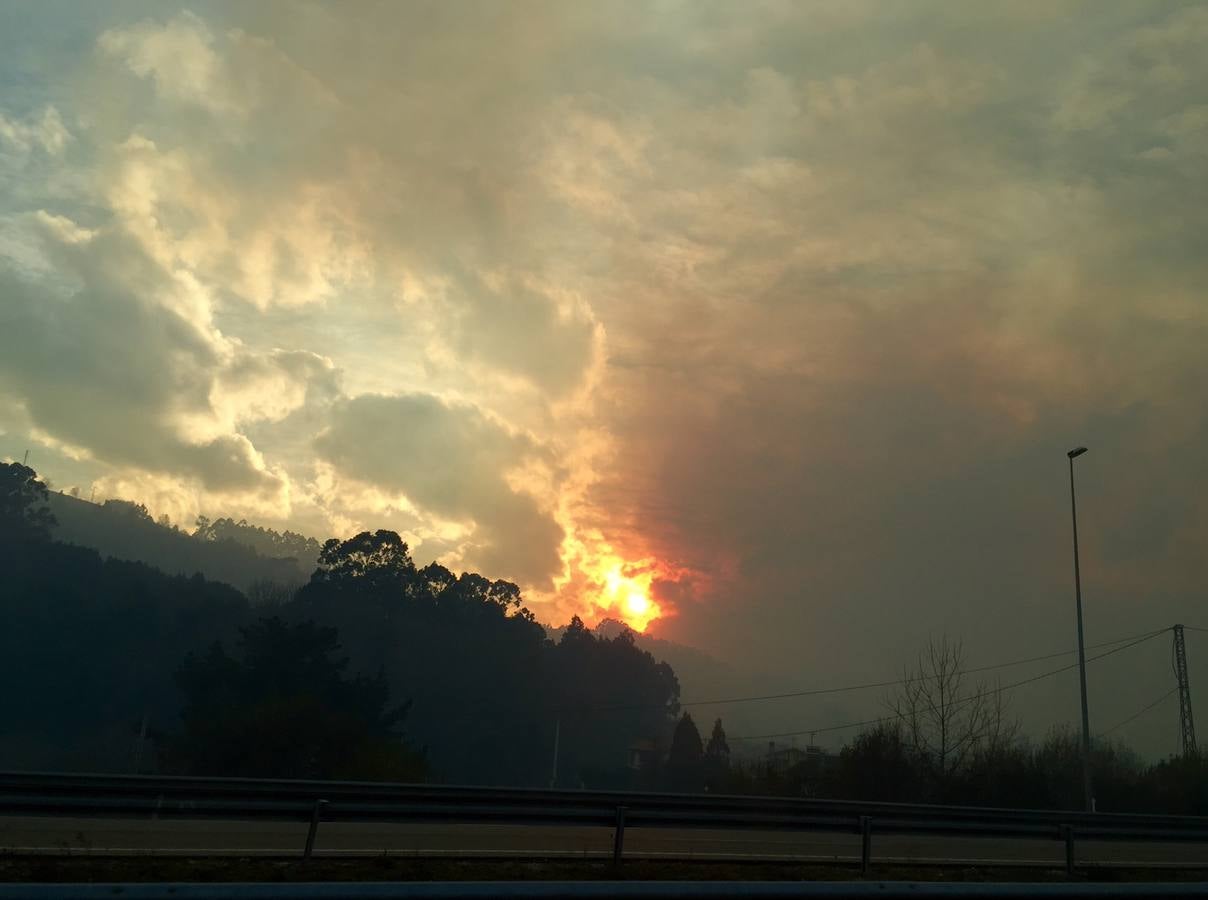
[888,635,1017,785]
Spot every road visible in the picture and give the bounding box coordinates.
[3,816,1208,868]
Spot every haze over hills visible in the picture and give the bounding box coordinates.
[5,464,683,785]
[45,488,720,690]
[46,492,315,593]
[549,618,829,757]
[48,489,741,710]
[47,488,780,750]
[7,459,1205,811]
[35,487,1195,766]
[2,0,1206,785]
[40,489,881,755]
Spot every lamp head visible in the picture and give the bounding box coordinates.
[1067,446,1088,459]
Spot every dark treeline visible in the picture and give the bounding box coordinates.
[2,463,679,786]
[687,719,1208,816]
[677,637,1208,815]
[193,515,321,571]
[3,461,1206,812]
[48,493,309,591]
[283,529,679,785]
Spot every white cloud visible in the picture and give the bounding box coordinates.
[0,211,339,517]
[0,106,70,155]
[315,392,564,586]
[3,2,1208,753]
[98,12,244,117]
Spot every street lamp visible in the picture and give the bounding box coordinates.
[1067,445,1094,812]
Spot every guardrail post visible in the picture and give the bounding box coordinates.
[612,805,627,865]
[860,815,872,876]
[304,799,329,859]
[1061,823,1075,875]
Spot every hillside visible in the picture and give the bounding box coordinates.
[47,493,310,593]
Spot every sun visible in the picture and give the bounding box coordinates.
[625,591,651,617]
[556,533,674,633]
[596,562,662,632]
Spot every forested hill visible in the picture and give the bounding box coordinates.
[5,463,683,786]
[6,462,1207,813]
[47,492,312,592]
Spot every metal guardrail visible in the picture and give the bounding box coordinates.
[3,771,1208,873]
[3,884,1208,899]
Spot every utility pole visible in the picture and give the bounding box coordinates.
[549,719,560,789]
[133,711,149,774]
[1174,624,1197,758]
[1067,446,1095,813]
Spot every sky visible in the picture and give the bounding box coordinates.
[2,1,1206,756]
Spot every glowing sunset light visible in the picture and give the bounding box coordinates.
[1,0,1203,772]
[596,560,662,632]
[552,525,679,632]
[626,591,650,616]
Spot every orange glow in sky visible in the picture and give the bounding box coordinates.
[598,562,662,632]
[553,520,681,633]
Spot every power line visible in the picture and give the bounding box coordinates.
[1097,688,1178,739]
[666,627,1168,712]
[544,627,1168,716]
[1183,625,1208,634]
[730,629,1168,743]
[732,655,1081,743]
[428,626,1173,725]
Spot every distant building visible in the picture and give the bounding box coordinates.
[765,741,834,794]
[627,738,659,770]
[765,742,809,774]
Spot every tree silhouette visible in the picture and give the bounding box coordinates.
[309,530,419,598]
[0,532,249,772]
[670,712,703,762]
[246,578,298,607]
[888,634,1017,797]
[706,718,730,762]
[0,462,56,540]
[704,717,730,790]
[7,470,1208,809]
[51,492,301,592]
[548,619,681,789]
[826,721,921,802]
[163,616,424,780]
[194,516,321,565]
[666,712,704,790]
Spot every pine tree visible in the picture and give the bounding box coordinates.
[666,712,704,790]
[706,718,730,764]
[669,712,704,766]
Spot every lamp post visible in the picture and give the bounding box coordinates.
[1067,445,1094,812]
